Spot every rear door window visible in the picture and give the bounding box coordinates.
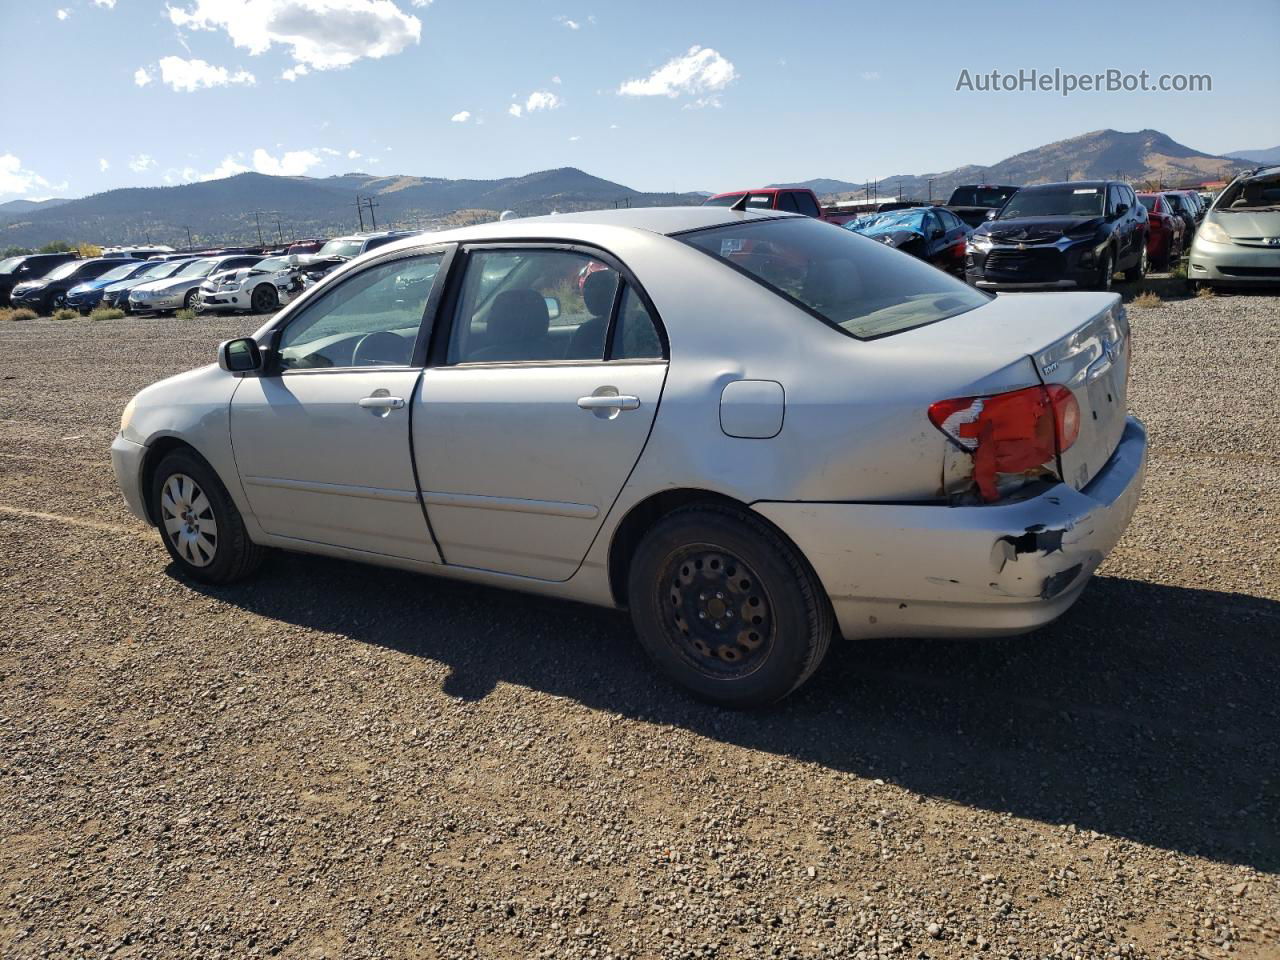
[793,192,822,218]
[776,192,800,213]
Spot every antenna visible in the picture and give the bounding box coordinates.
[729,192,751,212]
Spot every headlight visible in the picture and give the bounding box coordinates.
[968,235,992,251]
[119,397,137,434]
[1197,221,1231,245]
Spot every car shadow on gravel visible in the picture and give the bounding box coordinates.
[182,555,1280,873]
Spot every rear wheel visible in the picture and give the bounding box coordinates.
[250,283,279,314]
[1124,243,1148,282]
[151,449,264,584]
[182,289,197,312]
[627,505,833,707]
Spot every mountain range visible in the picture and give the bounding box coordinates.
[0,128,1257,249]
[1225,146,1280,164]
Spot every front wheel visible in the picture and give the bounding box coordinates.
[152,449,264,584]
[627,506,834,707]
[250,283,279,314]
[182,289,197,312]
[1091,249,1115,291]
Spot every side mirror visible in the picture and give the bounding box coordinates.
[985,209,997,220]
[931,228,945,240]
[1114,203,1129,218]
[218,337,262,373]
[544,296,561,320]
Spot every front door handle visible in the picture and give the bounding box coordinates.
[577,394,640,411]
[358,395,405,410]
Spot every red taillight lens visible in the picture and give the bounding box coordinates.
[928,385,1080,502]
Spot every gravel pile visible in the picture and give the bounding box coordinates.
[1,295,1277,959]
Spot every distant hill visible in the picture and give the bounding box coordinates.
[767,178,863,195]
[0,167,704,249]
[812,129,1252,202]
[1225,146,1280,165]
[0,197,72,216]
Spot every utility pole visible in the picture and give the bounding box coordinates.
[355,194,366,231]
[274,214,283,245]
[254,210,264,247]
[361,196,380,230]
[185,226,193,252]
[927,178,934,202]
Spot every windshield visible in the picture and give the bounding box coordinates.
[45,261,83,281]
[174,258,218,278]
[850,209,927,233]
[680,217,988,340]
[703,193,774,209]
[250,256,291,273]
[317,239,365,258]
[0,257,22,275]
[998,186,1104,219]
[98,263,144,283]
[1213,173,1280,211]
[948,186,1017,207]
[137,260,187,280]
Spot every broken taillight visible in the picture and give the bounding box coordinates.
[928,385,1080,502]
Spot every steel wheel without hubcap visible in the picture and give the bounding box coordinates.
[160,473,218,567]
[662,547,775,680]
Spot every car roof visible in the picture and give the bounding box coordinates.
[376,206,790,255]
[1021,180,1111,191]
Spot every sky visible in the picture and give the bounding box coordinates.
[2,0,1278,202]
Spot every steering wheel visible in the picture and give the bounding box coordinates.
[351,331,408,367]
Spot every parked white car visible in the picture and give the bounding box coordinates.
[197,255,307,314]
[112,207,1146,706]
[128,254,264,314]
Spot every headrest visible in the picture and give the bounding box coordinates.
[488,289,550,343]
[582,268,619,317]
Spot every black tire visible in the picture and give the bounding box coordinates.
[1124,243,1148,282]
[1090,249,1115,291]
[250,283,279,314]
[40,293,58,315]
[151,449,265,584]
[627,505,834,708]
[183,289,197,311]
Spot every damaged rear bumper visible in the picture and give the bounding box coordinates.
[753,416,1147,640]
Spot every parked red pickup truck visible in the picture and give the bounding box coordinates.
[703,188,844,221]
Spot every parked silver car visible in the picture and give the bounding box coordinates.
[1188,166,1280,290]
[128,254,264,314]
[197,255,307,314]
[112,208,1146,706]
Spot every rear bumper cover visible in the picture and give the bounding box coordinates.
[754,416,1147,640]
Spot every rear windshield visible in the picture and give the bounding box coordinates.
[948,186,1017,207]
[703,193,775,209]
[680,217,989,340]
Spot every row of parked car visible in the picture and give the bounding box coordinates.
[0,229,419,315]
[703,170,1280,292]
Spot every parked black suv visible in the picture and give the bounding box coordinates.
[0,252,78,306]
[944,184,1020,228]
[965,181,1149,291]
[8,257,138,313]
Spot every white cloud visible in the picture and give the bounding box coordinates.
[0,155,54,197]
[129,154,156,173]
[556,16,580,29]
[158,56,256,92]
[98,158,110,172]
[568,135,580,142]
[524,90,561,112]
[203,155,251,180]
[93,0,117,7]
[168,0,423,72]
[551,75,561,84]
[282,64,309,81]
[450,110,471,123]
[617,45,736,102]
[134,67,152,87]
[56,9,70,20]
[861,71,880,81]
[508,103,522,118]
[347,149,361,159]
[251,148,322,176]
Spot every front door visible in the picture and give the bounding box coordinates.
[414,246,668,580]
[230,250,447,563]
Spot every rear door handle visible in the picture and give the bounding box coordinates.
[358,396,405,409]
[577,394,640,411]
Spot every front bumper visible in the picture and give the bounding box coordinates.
[1188,239,1280,285]
[9,289,46,309]
[754,416,1148,641]
[129,292,184,312]
[65,291,102,310]
[111,433,150,523]
[966,238,1101,289]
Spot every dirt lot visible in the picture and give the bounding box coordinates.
[1,288,1278,960]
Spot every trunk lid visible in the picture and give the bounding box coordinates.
[887,290,1130,493]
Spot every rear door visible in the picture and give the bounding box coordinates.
[414,245,667,580]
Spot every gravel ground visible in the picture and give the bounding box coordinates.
[1,291,1277,960]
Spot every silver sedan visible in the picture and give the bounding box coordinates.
[112,207,1146,706]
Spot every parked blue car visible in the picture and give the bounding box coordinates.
[65,260,162,313]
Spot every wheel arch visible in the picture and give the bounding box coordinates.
[139,436,217,525]
[605,488,816,609]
